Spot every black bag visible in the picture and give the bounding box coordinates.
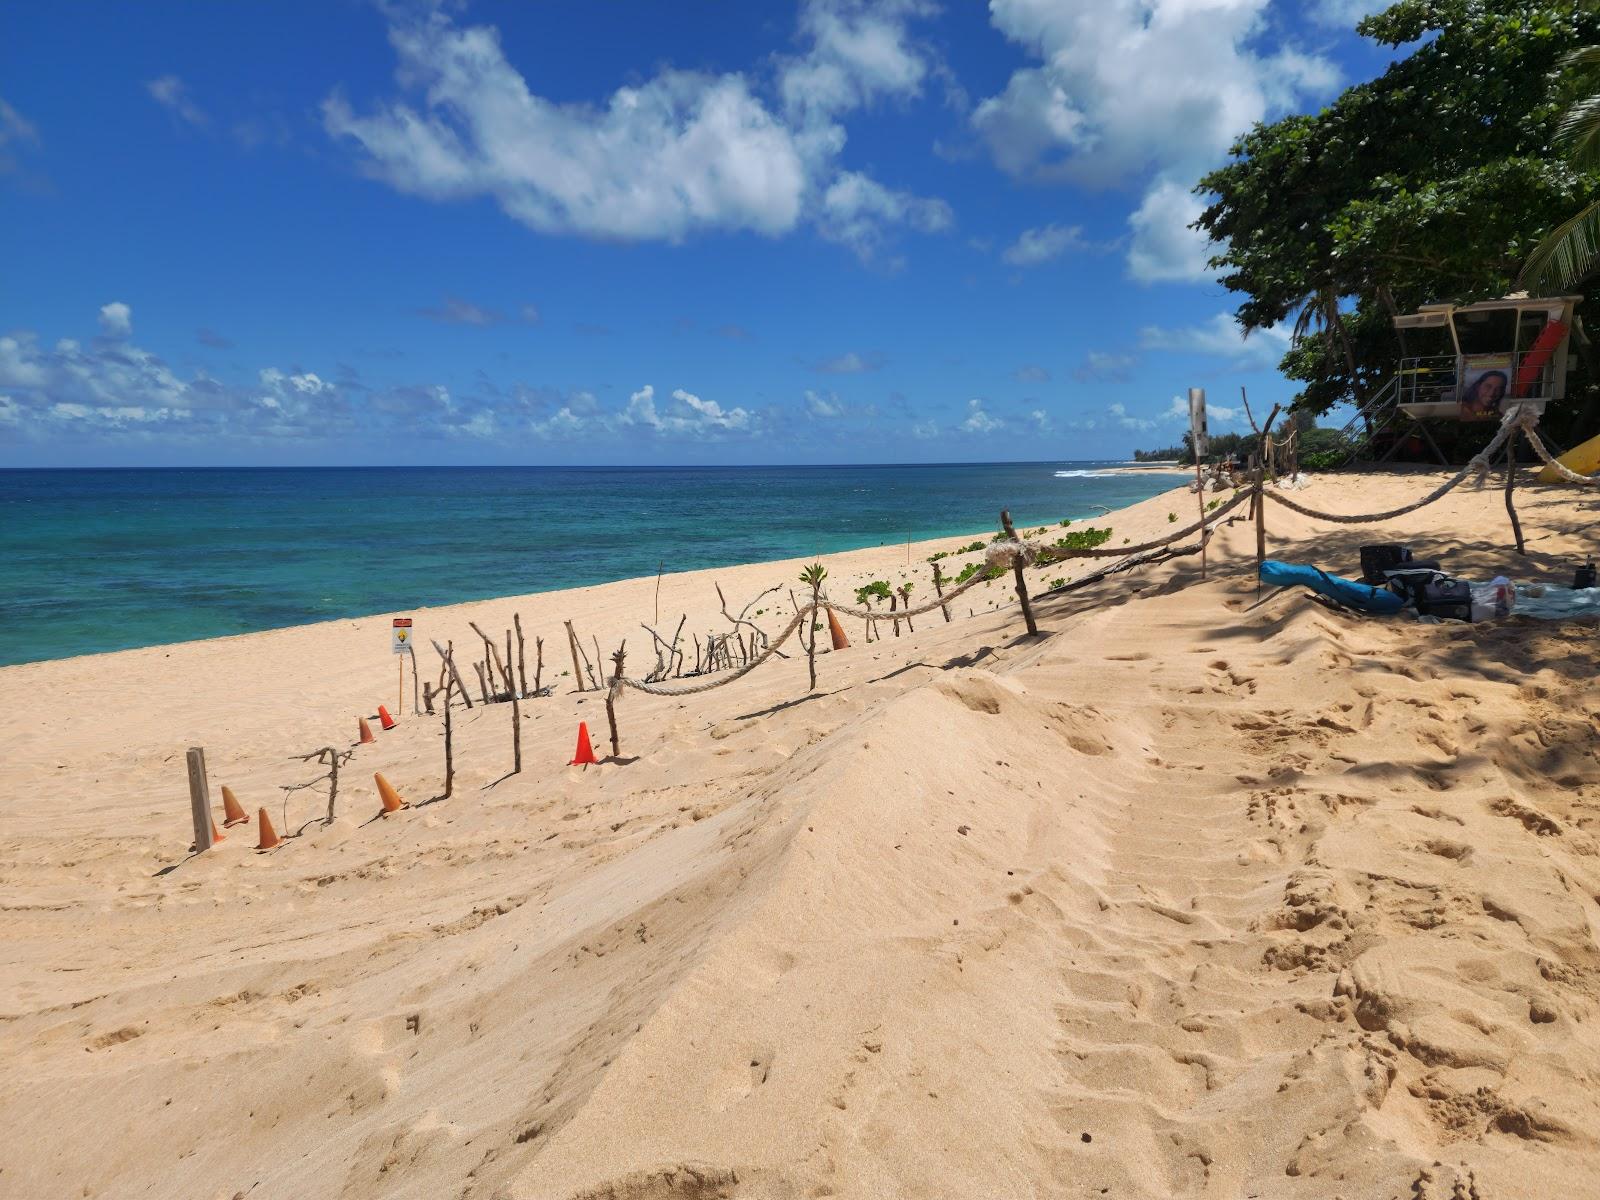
[1415,577,1472,621]
[1360,544,1413,583]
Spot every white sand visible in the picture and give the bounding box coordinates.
[3,470,1598,1199]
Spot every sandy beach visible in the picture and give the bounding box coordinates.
[4,469,1599,1199]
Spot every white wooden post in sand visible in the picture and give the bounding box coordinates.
[186,746,214,852]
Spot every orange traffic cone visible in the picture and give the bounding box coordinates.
[378,705,397,731]
[220,785,249,827]
[569,722,600,767]
[255,807,282,851]
[358,717,376,745]
[827,606,850,651]
[375,772,408,815]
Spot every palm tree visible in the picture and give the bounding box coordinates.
[1519,47,1600,295]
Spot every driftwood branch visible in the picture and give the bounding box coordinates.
[431,639,473,708]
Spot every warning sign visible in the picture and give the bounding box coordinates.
[392,617,414,655]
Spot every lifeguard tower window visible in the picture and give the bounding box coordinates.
[1454,307,1517,356]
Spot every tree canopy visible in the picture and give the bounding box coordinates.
[1196,0,1600,439]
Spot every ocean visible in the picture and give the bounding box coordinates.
[0,463,1187,667]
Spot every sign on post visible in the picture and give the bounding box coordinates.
[392,618,414,654]
[1188,387,1208,458]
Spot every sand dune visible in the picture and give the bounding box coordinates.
[3,470,1599,1199]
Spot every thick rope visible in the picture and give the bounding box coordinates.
[1261,405,1529,524]
[1523,422,1600,486]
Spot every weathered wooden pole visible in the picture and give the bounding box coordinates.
[479,634,521,774]
[186,746,214,852]
[533,635,544,695]
[431,639,472,708]
[605,643,626,758]
[564,620,587,692]
[932,562,951,622]
[999,509,1038,636]
[442,677,455,798]
[514,614,529,697]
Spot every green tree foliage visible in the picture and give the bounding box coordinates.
[1196,1,1600,435]
[1521,46,1600,293]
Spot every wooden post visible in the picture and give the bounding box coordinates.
[398,656,403,715]
[1000,509,1038,636]
[604,643,626,758]
[1194,452,1208,582]
[479,634,521,775]
[186,746,213,852]
[408,646,421,715]
[431,639,472,708]
[1505,432,1526,556]
[514,614,528,697]
[533,635,544,695]
[565,620,587,692]
[932,561,951,622]
[474,661,490,704]
[442,677,454,798]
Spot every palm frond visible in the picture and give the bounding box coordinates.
[1518,198,1600,296]
[1556,92,1600,170]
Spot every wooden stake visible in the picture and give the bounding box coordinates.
[480,635,521,775]
[533,635,544,695]
[442,676,455,798]
[564,620,587,692]
[1194,452,1208,582]
[932,561,951,622]
[408,646,420,715]
[186,746,213,852]
[514,614,528,698]
[431,639,472,708]
[604,642,626,758]
[1000,509,1038,636]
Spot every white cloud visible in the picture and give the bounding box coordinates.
[1127,178,1213,283]
[974,0,1340,280]
[620,384,753,435]
[1001,222,1085,266]
[324,2,951,258]
[1107,402,1155,432]
[805,388,844,418]
[98,302,132,339]
[961,397,1000,433]
[0,96,40,170]
[1161,393,1239,423]
[809,350,884,374]
[1014,364,1051,384]
[146,75,209,128]
[1030,408,1050,431]
[819,170,952,261]
[1139,312,1292,368]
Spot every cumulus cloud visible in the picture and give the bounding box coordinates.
[1139,312,1293,369]
[819,170,952,261]
[961,397,1000,433]
[1161,393,1239,423]
[146,75,209,128]
[805,388,844,418]
[809,350,884,374]
[324,1,951,259]
[1127,179,1214,283]
[619,384,754,436]
[98,302,132,339]
[1107,402,1155,432]
[973,0,1339,280]
[1001,222,1085,266]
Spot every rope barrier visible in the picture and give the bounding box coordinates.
[597,401,1591,707]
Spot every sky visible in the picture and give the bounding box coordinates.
[0,0,1397,467]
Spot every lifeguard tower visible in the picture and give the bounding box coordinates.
[1343,294,1585,463]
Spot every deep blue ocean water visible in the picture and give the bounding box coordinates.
[0,463,1186,666]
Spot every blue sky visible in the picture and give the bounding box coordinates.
[0,0,1394,467]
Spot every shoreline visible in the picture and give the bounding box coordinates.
[0,481,1188,672]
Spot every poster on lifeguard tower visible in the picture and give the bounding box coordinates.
[1457,353,1512,421]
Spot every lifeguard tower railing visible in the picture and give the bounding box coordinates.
[1395,353,1558,409]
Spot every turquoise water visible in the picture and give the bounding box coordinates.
[0,463,1186,666]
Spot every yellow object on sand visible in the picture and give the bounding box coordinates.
[1538,431,1600,484]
